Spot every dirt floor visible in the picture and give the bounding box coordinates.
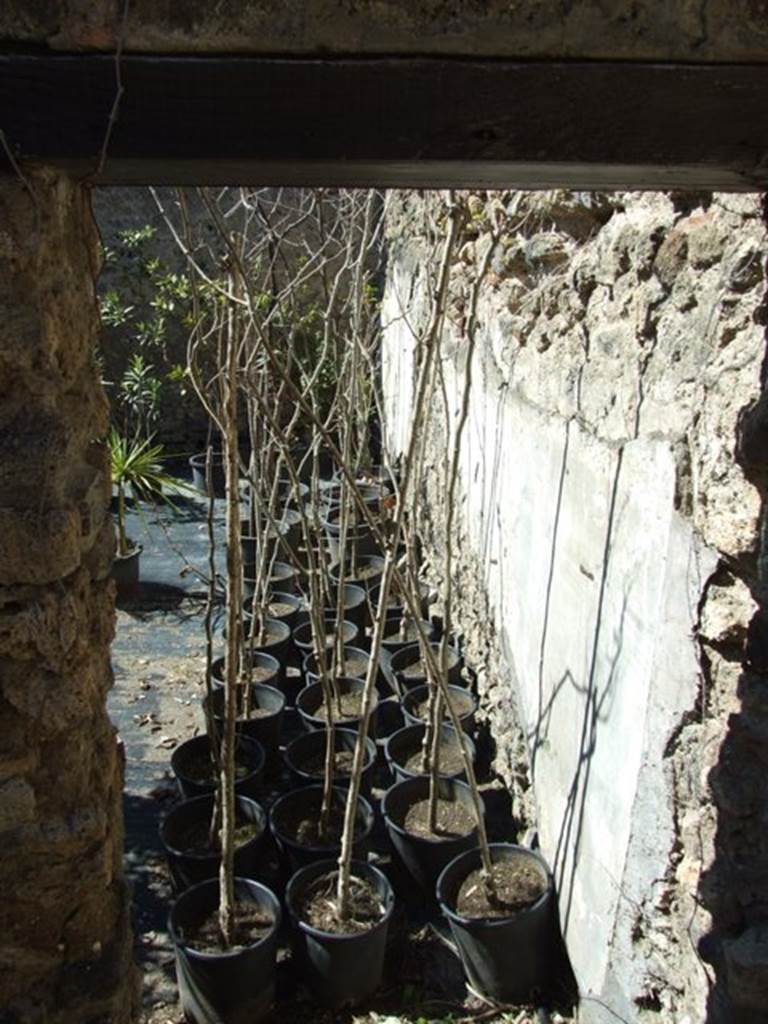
[108,499,575,1024]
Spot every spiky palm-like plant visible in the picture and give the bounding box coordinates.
[109,429,183,556]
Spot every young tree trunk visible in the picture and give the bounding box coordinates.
[218,277,242,947]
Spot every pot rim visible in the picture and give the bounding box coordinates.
[205,681,286,717]
[159,792,266,861]
[296,677,378,727]
[171,733,266,786]
[381,775,479,843]
[168,875,281,960]
[436,842,553,926]
[269,784,374,856]
[114,542,143,562]
[283,726,376,781]
[391,640,460,673]
[384,722,476,779]
[403,683,477,724]
[285,858,395,942]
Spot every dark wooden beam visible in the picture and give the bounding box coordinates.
[1,54,767,190]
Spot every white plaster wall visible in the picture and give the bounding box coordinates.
[381,288,717,1018]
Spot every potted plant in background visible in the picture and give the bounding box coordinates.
[109,428,185,594]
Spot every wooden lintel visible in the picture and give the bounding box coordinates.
[1,54,767,190]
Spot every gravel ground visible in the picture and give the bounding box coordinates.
[108,498,576,1024]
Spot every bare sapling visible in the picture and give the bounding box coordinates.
[202,444,224,849]
[422,211,498,879]
[334,194,463,919]
[218,270,243,946]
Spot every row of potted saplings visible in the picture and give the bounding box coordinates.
[160,475,555,1020]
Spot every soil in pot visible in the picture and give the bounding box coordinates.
[382,777,480,898]
[297,870,386,935]
[176,818,262,854]
[436,844,554,1003]
[172,734,265,799]
[276,798,348,849]
[244,560,301,596]
[403,735,468,777]
[237,618,292,677]
[330,555,386,587]
[382,617,433,649]
[323,583,367,632]
[269,785,374,871]
[206,688,279,722]
[286,859,394,1008]
[283,728,377,797]
[181,900,275,954]
[211,652,281,688]
[303,646,371,685]
[266,591,303,623]
[204,683,284,771]
[386,723,476,783]
[307,690,363,722]
[404,684,477,733]
[170,876,281,1024]
[160,794,267,893]
[392,641,462,689]
[296,677,377,733]
[456,858,548,918]
[292,617,358,656]
[179,749,255,786]
[402,796,475,839]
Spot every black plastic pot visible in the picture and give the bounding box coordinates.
[402,683,478,736]
[329,555,386,601]
[159,793,267,893]
[303,643,398,699]
[296,677,378,736]
[390,641,462,692]
[237,618,292,680]
[269,784,374,874]
[283,727,377,798]
[323,505,381,564]
[436,844,554,1003]
[325,583,367,633]
[244,560,300,596]
[240,521,289,577]
[285,858,394,1008]
[203,683,285,771]
[171,734,266,800]
[168,875,281,1024]
[381,616,435,658]
[382,776,479,894]
[211,651,280,690]
[264,590,304,632]
[292,617,359,660]
[373,696,405,763]
[189,451,227,498]
[376,578,433,621]
[385,723,476,785]
[320,479,389,511]
[112,543,142,598]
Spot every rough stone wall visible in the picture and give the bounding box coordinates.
[381,189,768,1023]
[2,1,768,61]
[0,170,135,1022]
